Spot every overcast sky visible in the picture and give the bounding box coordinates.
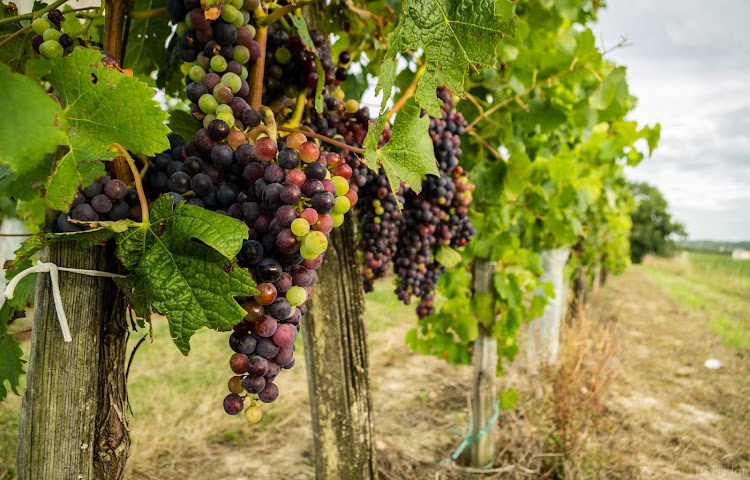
[595,0,750,241]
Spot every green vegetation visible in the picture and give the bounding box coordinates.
[640,252,750,349]
[629,182,687,263]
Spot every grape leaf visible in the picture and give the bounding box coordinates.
[0,2,32,71]
[124,0,171,77]
[436,245,462,268]
[115,196,257,354]
[288,14,325,113]
[376,0,516,117]
[166,109,200,141]
[8,228,118,270]
[44,49,170,210]
[363,97,438,194]
[0,303,26,402]
[0,63,66,176]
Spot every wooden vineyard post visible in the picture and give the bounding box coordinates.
[17,2,132,477]
[301,214,376,480]
[466,259,498,468]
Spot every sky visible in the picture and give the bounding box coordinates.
[595,0,750,241]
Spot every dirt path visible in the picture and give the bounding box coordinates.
[589,267,750,479]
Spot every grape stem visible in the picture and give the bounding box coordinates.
[247,4,269,110]
[277,126,365,155]
[0,24,31,49]
[386,60,425,121]
[0,233,33,237]
[128,7,167,19]
[0,0,70,26]
[281,88,308,129]
[257,0,313,26]
[112,143,150,225]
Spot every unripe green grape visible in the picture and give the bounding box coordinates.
[216,110,235,127]
[324,170,331,180]
[244,405,262,424]
[233,45,251,64]
[286,286,307,307]
[39,40,63,59]
[240,66,249,80]
[331,213,344,228]
[183,11,193,28]
[332,89,345,101]
[215,104,233,115]
[203,113,217,128]
[333,196,351,214]
[243,0,260,11]
[345,99,359,113]
[331,176,349,196]
[374,206,384,215]
[32,18,51,35]
[189,64,206,82]
[303,231,328,256]
[42,28,61,41]
[231,11,245,28]
[210,54,227,72]
[300,243,316,260]
[221,72,242,94]
[291,218,310,236]
[198,93,219,114]
[274,47,292,65]
[284,85,298,99]
[221,4,238,22]
[241,9,250,25]
[231,0,243,8]
[245,24,256,38]
[176,21,188,35]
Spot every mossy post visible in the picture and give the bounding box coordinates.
[16,3,131,477]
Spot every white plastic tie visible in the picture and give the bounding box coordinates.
[3,260,126,343]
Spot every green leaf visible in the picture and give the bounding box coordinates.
[376,0,516,117]
[0,303,26,402]
[115,196,257,354]
[436,245,462,268]
[167,109,201,142]
[44,49,170,210]
[0,63,66,176]
[124,0,171,77]
[590,67,627,111]
[9,228,118,269]
[363,97,438,194]
[0,2,33,71]
[498,388,517,410]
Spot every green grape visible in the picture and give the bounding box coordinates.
[333,196,351,214]
[345,99,359,113]
[325,170,331,180]
[221,4,238,22]
[331,176,349,196]
[291,218,310,236]
[189,65,206,82]
[374,206,384,215]
[176,21,188,35]
[332,89,345,101]
[203,113,217,128]
[303,231,328,256]
[231,0,243,8]
[331,213,344,228]
[210,55,227,73]
[221,72,242,94]
[215,104,233,115]
[39,40,63,59]
[245,24,256,38]
[240,9,250,25]
[183,11,193,29]
[231,11,245,28]
[32,18,51,35]
[240,66,249,80]
[285,286,307,307]
[216,111,235,127]
[198,94,219,114]
[42,28,61,41]
[274,47,292,65]
[300,243,316,260]
[233,45,251,64]
[244,405,262,424]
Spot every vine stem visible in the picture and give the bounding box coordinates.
[386,61,425,121]
[0,233,33,237]
[247,4,268,109]
[0,24,31,49]
[0,0,70,26]
[278,126,365,154]
[257,0,313,26]
[129,7,167,20]
[112,143,150,224]
[281,88,308,129]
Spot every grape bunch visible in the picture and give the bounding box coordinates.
[166,0,263,131]
[355,88,475,317]
[55,170,154,232]
[262,25,350,105]
[143,124,356,423]
[30,9,75,59]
